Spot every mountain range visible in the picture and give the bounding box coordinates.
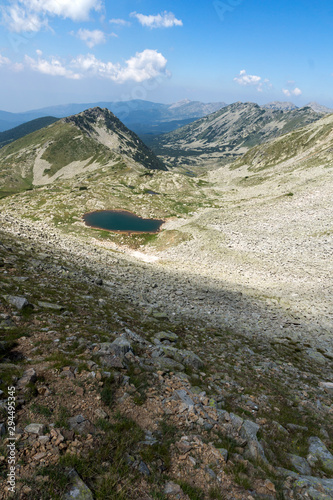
[149,102,324,169]
[0,99,331,138]
[0,99,227,135]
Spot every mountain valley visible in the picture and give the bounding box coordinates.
[0,103,332,500]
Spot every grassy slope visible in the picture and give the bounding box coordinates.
[232,113,333,172]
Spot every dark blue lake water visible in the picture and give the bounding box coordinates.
[83,210,164,233]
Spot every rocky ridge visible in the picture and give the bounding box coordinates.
[151,102,323,169]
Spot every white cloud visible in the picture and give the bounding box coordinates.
[1,0,102,32]
[0,53,24,72]
[292,87,302,96]
[282,87,302,97]
[109,18,130,26]
[12,62,24,71]
[76,28,107,48]
[72,49,168,83]
[0,54,11,65]
[131,11,183,28]
[23,48,168,83]
[25,50,81,79]
[1,4,47,32]
[234,69,270,92]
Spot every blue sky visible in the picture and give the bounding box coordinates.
[0,0,332,111]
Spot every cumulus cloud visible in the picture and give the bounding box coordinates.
[1,0,102,32]
[76,28,107,48]
[23,48,168,83]
[131,11,183,28]
[25,50,81,79]
[282,87,302,97]
[233,69,270,92]
[72,49,168,83]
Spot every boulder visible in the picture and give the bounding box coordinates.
[17,368,37,389]
[154,331,179,344]
[307,437,333,473]
[161,345,203,370]
[4,295,31,311]
[288,454,312,475]
[240,419,267,462]
[68,415,95,435]
[24,423,45,435]
[152,357,185,372]
[172,389,195,409]
[63,469,93,500]
[97,337,133,358]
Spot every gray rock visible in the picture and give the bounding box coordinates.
[286,423,308,432]
[205,466,216,479]
[152,312,168,320]
[0,422,6,436]
[98,337,133,358]
[63,468,93,499]
[164,481,183,495]
[229,413,244,432]
[24,423,45,435]
[17,368,37,389]
[307,437,333,473]
[68,415,94,435]
[4,295,30,311]
[293,476,333,498]
[306,349,326,365]
[288,454,312,475]
[306,487,332,499]
[94,409,108,420]
[38,436,50,445]
[172,389,195,409]
[161,345,203,369]
[319,382,333,395]
[99,355,124,369]
[240,419,260,441]
[37,301,64,311]
[152,357,185,372]
[240,420,267,462]
[138,461,150,476]
[124,328,148,346]
[154,331,179,343]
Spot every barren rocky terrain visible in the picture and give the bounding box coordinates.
[0,108,332,499]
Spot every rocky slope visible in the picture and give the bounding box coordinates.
[0,107,166,194]
[151,102,323,169]
[0,217,332,499]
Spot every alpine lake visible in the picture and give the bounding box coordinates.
[83,210,165,234]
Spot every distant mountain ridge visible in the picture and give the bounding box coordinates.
[263,101,333,114]
[0,116,59,148]
[150,102,324,168]
[262,101,298,111]
[0,99,227,135]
